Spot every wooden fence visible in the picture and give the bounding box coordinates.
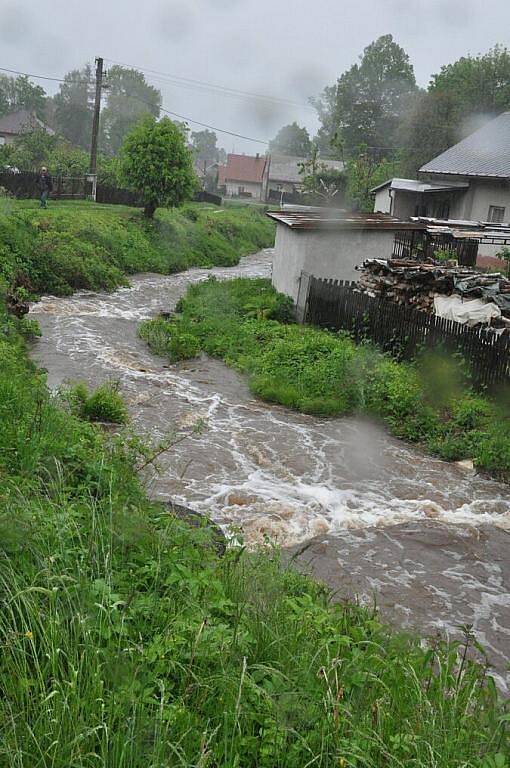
[0,171,221,208]
[304,274,510,388]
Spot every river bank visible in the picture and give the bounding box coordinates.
[3,254,508,763]
[28,250,510,694]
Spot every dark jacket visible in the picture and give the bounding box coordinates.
[37,172,53,192]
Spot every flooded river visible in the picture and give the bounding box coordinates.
[30,249,510,689]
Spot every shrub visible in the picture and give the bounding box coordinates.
[66,381,129,424]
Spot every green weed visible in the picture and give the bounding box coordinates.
[141,277,510,478]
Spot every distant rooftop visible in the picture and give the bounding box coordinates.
[0,109,55,136]
[267,210,427,231]
[220,153,267,184]
[269,154,344,184]
[371,177,469,194]
[419,111,510,179]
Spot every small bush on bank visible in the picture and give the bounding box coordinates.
[66,381,129,424]
[140,277,510,478]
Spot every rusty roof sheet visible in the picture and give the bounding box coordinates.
[267,210,427,231]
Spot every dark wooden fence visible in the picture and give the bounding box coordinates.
[304,275,510,388]
[0,171,221,208]
[392,230,478,267]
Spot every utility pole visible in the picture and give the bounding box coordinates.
[88,56,104,202]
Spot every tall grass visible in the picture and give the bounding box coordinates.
[1,274,508,765]
[139,277,510,479]
[0,201,275,296]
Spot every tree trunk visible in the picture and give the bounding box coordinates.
[144,201,156,219]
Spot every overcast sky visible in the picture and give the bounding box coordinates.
[1,0,509,154]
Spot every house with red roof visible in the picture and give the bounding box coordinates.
[217,153,269,200]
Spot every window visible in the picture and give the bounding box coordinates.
[488,205,506,223]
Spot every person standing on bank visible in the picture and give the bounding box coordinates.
[36,167,53,208]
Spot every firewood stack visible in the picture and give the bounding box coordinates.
[357,260,483,314]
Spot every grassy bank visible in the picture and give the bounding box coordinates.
[1,294,509,767]
[139,277,510,479]
[0,200,275,296]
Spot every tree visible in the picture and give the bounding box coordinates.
[430,45,510,115]
[101,66,161,155]
[269,122,311,157]
[0,74,47,118]
[191,129,220,165]
[345,145,397,212]
[297,144,346,204]
[53,66,94,150]
[400,45,510,176]
[120,116,197,218]
[314,35,417,157]
[8,128,58,171]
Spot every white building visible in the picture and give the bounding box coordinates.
[268,210,426,317]
[372,112,510,258]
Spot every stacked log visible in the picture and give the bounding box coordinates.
[357,260,492,315]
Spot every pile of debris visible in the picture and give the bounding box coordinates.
[357,259,510,326]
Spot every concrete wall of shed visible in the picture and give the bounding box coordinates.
[272,224,395,314]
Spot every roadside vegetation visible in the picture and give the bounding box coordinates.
[0,199,275,296]
[1,283,509,767]
[140,277,510,480]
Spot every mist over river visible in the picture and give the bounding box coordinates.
[30,249,510,690]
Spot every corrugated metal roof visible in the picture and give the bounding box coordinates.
[419,111,510,178]
[222,153,267,184]
[267,210,427,231]
[371,177,469,194]
[0,109,55,136]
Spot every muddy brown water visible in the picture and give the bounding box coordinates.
[30,249,510,689]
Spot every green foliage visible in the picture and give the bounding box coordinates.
[121,115,198,217]
[141,278,510,477]
[1,296,508,766]
[53,65,95,150]
[66,380,129,424]
[0,73,47,119]
[346,147,397,212]
[298,144,346,203]
[314,34,417,157]
[0,201,275,296]
[101,66,161,156]
[269,121,312,157]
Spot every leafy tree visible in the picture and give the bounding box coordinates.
[120,115,197,218]
[0,75,47,118]
[400,45,510,176]
[314,35,417,157]
[8,128,58,171]
[297,144,346,204]
[269,122,312,157]
[101,66,161,155]
[191,129,220,165]
[430,45,510,115]
[399,90,459,176]
[345,145,397,212]
[53,66,94,150]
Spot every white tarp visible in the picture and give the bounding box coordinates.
[434,295,501,326]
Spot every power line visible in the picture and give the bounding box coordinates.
[0,64,270,145]
[103,57,314,111]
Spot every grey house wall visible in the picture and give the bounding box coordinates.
[272,224,395,313]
